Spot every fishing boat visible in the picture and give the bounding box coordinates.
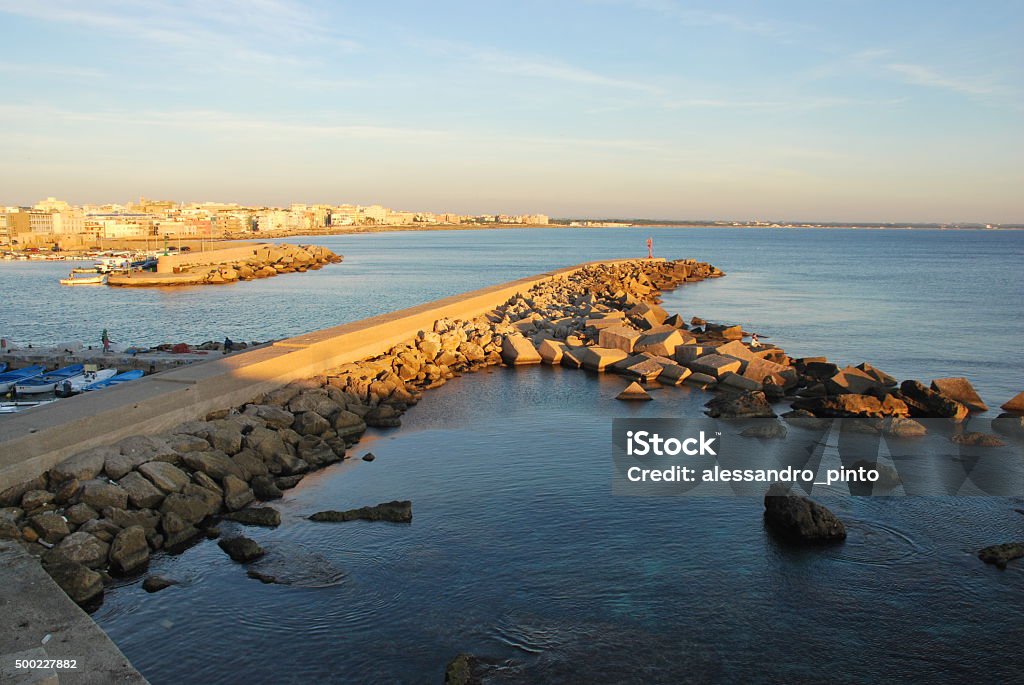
[59,272,107,286]
[0,365,45,393]
[54,368,118,397]
[0,399,57,414]
[14,364,85,395]
[71,267,99,274]
[83,368,144,391]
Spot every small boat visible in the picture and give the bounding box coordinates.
[71,267,99,274]
[0,399,57,414]
[0,365,45,393]
[83,369,144,391]
[14,364,85,395]
[0,363,7,374]
[59,272,107,286]
[55,368,118,397]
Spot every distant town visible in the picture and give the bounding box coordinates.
[0,197,1017,251]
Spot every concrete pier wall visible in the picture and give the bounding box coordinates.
[155,243,271,273]
[0,259,658,490]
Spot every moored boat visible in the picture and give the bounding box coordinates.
[0,365,45,394]
[59,272,107,286]
[83,368,144,391]
[14,364,85,395]
[55,368,118,397]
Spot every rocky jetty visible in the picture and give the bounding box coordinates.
[1,255,1016,606]
[107,243,342,287]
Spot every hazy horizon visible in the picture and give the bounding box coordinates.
[2,1,1022,223]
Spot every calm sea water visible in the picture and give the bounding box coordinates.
[4,228,1022,682]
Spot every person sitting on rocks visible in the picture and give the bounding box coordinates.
[750,333,762,348]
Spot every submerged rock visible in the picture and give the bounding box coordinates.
[218,536,265,563]
[309,500,412,523]
[740,422,787,439]
[763,483,846,542]
[444,654,483,685]
[142,575,178,593]
[224,507,281,527]
[951,432,1006,448]
[978,543,1024,569]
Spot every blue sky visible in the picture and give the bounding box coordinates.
[1,0,1021,222]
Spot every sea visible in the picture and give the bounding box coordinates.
[2,227,1022,683]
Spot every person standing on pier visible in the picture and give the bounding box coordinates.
[101,328,111,354]
[646,237,654,259]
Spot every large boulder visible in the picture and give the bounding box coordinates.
[222,475,255,511]
[500,334,542,365]
[244,404,295,430]
[658,364,692,385]
[79,481,129,510]
[49,446,113,483]
[900,380,968,421]
[138,461,191,493]
[205,424,243,455]
[705,391,775,418]
[218,536,265,563]
[634,330,685,357]
[929,377,987,412]
[598,325,642,353]
[108,525,150,574]
[1002,392,1024,414]
[743,357,798,389]
[180,450,245,482]
[791,394,909,419]
[293,411,331,436]
[46,563,104,605]
[117,472,165,509]
[29,512,70,544]
[764,483,846,542]
[160,493,213,526]
[578,346,629,372]
[43,531,110,569]
[616,382,652,401]
[826,366,885,395]
[537,339,565,365]
[689,354,742,380]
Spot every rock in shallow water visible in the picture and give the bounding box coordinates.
[763,483,846,542]
[309,500,412,523]
[45,562,104,605]
[224,507,281,527]
[978,543,1024,569]
[142,575,177,593]
[218,536,265,563]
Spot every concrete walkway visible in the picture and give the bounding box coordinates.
[0,541,148,684]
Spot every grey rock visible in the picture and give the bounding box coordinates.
[309,500,412,523]
[224,507,281,527]
[179,450,245,482]
[49,446,113,483]
[222,475,255,511]
[160,493,212,526]
[117,472,165,509]
[142,575,177,593]
[29,511,70,544]
[46,563,104,605]
[80,480,129,510]
[43,531,111,568]
[64,503,99,526]
[250,475,282,501]
[109,525,150,573]
[978,543,1024,569]
[138,461,191,493]
[160,512,199,549]
[764,483,846,542]
[218,536,265,563]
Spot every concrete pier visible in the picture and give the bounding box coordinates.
[0,259,658,491]
[0,541,148,684]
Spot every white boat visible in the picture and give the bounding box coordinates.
[54,368,117,397]
[0,365,45,394]
[0,399,57,414]
[14,364,85,395]
[59,272,107,286]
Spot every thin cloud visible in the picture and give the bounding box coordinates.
[591,0,809,39]
[885,62,1009,97]
[473,50,664,94]
[0,62,105,79]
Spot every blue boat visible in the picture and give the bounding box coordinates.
[0,363,7,374]
[83,369,144,391]
[0,365,45,394]
[14,364,85,395]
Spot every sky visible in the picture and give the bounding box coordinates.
[0,1,1022,222]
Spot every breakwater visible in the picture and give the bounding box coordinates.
[107,243,341,287]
